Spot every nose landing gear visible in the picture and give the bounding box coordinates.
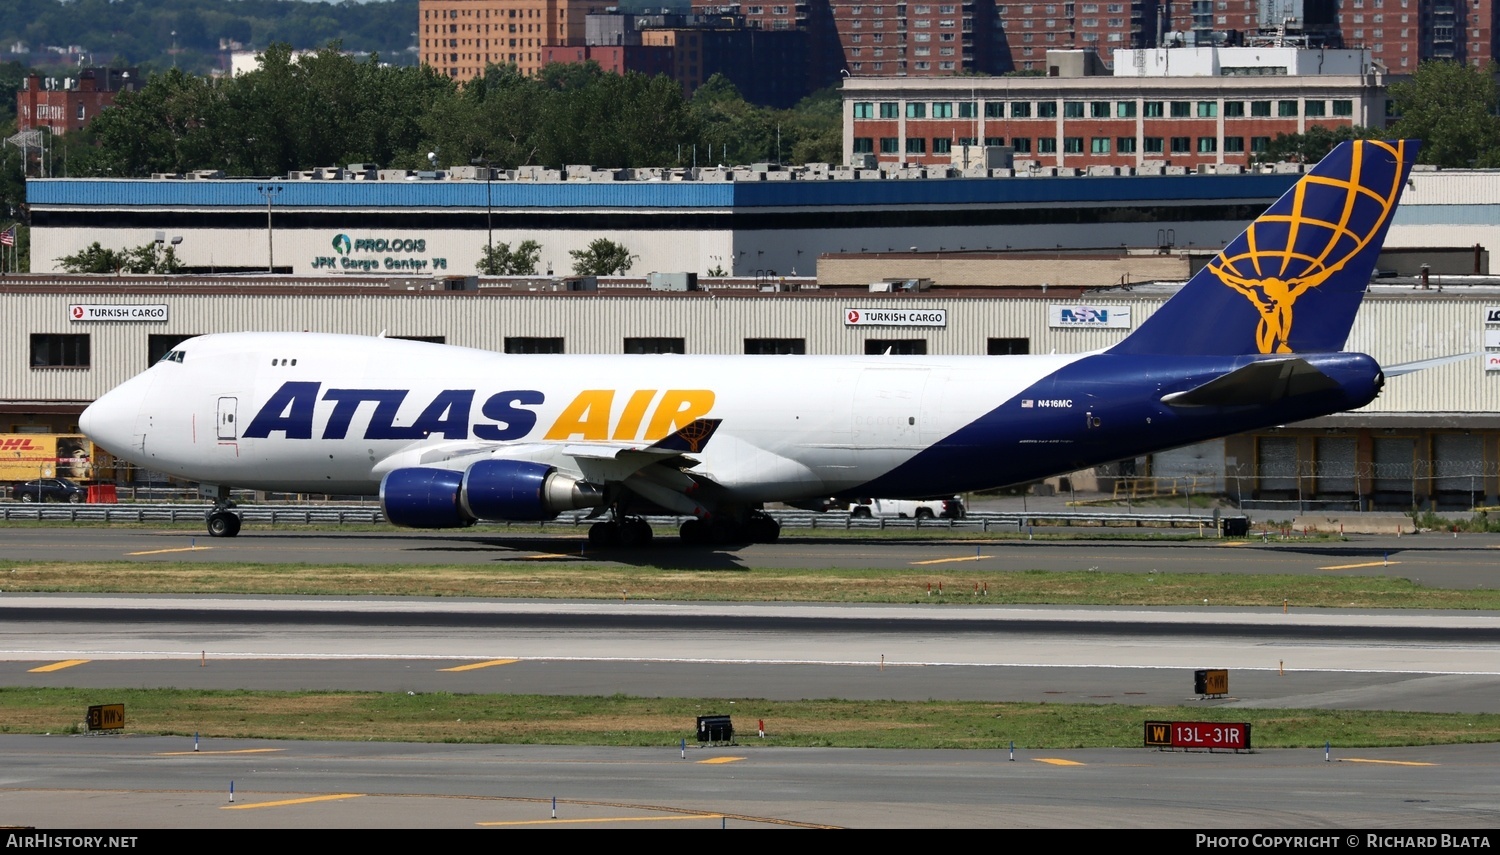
[206,508,242,537]
[205,486,242,537]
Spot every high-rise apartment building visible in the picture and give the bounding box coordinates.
[419,0,613,80]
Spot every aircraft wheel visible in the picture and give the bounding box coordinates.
[709,519,744,545]
[588,521,620,547]
[748,515,780,543]
[679,518,709,545]
[619,518,653,547]
[207,511,241,538]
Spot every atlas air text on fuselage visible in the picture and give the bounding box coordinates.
[241,382,716,443]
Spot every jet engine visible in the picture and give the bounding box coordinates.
[380,460,604,529]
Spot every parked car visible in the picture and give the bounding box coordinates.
[16,477,87,503]
[847,497,964,520]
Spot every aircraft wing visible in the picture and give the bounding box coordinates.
[1160,358,1342,408]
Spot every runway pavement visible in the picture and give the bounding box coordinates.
[2,735,1498,829]
[6,525,1500,590]
[3,523,1499,829]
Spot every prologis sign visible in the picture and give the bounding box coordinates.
[312,233,448,272]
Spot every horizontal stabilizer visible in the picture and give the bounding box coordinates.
[1160,358,1340,408]
[1382,352,1480,377]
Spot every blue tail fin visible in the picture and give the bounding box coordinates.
[1110,139,1418,356]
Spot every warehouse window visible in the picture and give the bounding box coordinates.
[865,339,927,355]
[31,334,90,368]
[745,338,806,354]
[987,337,1030,355]
[505,337,564,353]
[624,337,685,354]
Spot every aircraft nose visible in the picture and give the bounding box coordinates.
[80,372,153,458]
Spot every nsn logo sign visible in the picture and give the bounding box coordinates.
[1048,305,1132,329]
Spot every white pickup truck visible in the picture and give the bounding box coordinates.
[847,497,965,520]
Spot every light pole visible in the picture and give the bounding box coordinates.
[470,158,493,269]
[255,184,283,273]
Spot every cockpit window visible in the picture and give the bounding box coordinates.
[156,350,186,364]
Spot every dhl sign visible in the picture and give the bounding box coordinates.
[244,383,716,444]
[0,434,110,481]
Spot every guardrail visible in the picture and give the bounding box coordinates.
[0,503,1238,534]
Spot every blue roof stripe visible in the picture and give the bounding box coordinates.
[28,173,1298,210]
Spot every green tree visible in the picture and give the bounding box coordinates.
[478,239,542,275]
[57,241,182,274]
[122,242,184,274]
[783,86,844,165]
[690,74,775,165]
[57,242,126,273]
[1388,60,1500,168]
[1254,125,1379,164]
[570,238,636,275]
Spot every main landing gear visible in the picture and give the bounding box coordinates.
[678,511,780,545]
[585,510,781,547]
[587,515,654,548]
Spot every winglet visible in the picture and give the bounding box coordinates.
[646,418,722,454]
[1111,139,1418,357]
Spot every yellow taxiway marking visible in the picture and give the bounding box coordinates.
[910,556,984,566]
[28,659,89,673]
[440,659,519,672]
[697,756,746,765]
[523,553,576,560]
[480,815,721,827]
[1340,758,1435,767]
[157,748,284,756]
[127,546,212,556]
[1218,541,1251,547]
[223,793,364,810]
[1032,758,1085,766]
[1319,560,1401,571]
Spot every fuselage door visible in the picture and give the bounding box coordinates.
[217,397,238,441]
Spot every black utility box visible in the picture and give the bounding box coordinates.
[697,714,733,743]
[1220,516,1250,537]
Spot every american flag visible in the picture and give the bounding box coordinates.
[0,226,15,247]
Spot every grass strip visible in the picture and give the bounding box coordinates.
[5,688,1499,749]
[2,560,1498,609]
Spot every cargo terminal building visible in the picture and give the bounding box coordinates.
[3,276,1498,512]
[26,165,1308,279]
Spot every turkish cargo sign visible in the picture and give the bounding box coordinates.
[69,304,169,322]
[1144,720,1251,750]
[844,308,947,327]
[1049,305,1131,328]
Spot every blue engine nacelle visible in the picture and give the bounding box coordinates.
[380,460,604,529]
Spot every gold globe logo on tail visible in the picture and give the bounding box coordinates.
[1210,140,1408,354]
